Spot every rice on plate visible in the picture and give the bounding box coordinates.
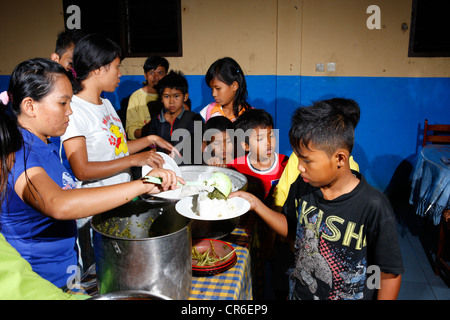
[196,192,238,218]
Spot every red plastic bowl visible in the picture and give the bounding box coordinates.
[192,239,237,275]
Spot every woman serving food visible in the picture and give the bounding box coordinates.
[0,58,183,289]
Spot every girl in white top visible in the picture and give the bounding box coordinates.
[61,34,178,188]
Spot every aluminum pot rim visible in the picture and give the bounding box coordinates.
[90,212,192,241]
[146,165,248,202]
[89,290,173,300]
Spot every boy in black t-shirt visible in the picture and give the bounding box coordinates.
[231,98,404,300]
[142,70,203,165]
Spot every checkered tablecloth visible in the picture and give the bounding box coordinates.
[69,214,259,300]
[189,244,252,300]
[189,213,262,300]
[70,243,253,300]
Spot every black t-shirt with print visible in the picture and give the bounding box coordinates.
[142,110,204,165]
[282,171,404,300]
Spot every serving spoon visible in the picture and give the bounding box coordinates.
[142,172,232,198]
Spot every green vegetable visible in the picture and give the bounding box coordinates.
[192,240,235,266]
[207,188,227,200]
[206,173,232,198]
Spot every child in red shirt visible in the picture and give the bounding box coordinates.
[228,109,289,285]
[228,109,288,205]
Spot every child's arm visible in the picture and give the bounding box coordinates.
[64,137,165,180]
[230,191,289,237]
[377,272,402,300]
[127,134,180,157]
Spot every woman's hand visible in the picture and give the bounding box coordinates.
[143,168,185,193]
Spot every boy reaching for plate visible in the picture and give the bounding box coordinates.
[230,98,404,300]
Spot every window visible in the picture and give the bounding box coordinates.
[63,0,182,57]
[408,0,450,57]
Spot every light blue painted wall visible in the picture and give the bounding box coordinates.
[1,74,449,193]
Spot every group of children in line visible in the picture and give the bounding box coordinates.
[0,30,404,300]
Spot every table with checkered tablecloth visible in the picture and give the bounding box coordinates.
[189,212,263,300]
[69,213,262,300]
[189,243,252,300]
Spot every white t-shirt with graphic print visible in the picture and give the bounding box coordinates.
[61,95,131,188]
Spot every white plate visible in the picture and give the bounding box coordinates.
[175,196,250,221]
[142,152,182,199]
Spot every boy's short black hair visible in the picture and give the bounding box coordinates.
[204,116,233,133]
[55,30,84,57]
[233,108,274,145]
[234,108,273,132]
[289,98,360,156]
[203,116,234,146]
[156,70,188,96]
[143,56,169,73]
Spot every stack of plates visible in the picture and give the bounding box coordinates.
[141,152,182,200]
[192,239,237,276]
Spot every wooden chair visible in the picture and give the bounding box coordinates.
[423,119,450,147]
[423,119,450,277]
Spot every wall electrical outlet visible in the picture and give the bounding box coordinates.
[327,62,336,72]
[316,63,325,72]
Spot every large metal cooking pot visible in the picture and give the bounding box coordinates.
[90,290,171,300]
[91,200,191,300]
[143,165,248,239]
